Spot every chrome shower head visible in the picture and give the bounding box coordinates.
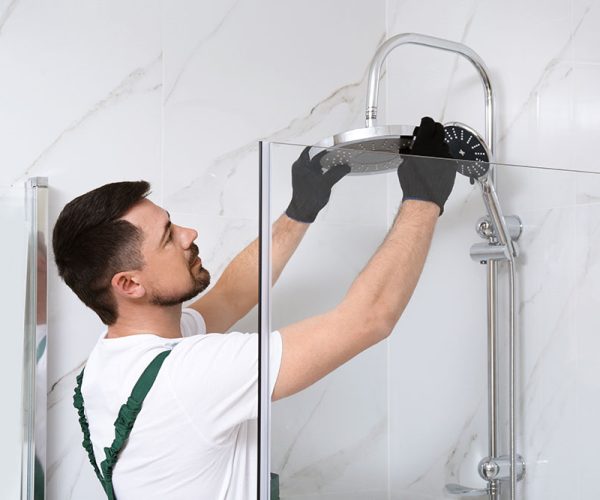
[309,125,415,175]
[310,122,491,179]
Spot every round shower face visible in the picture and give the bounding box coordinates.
[309,122,491,177]
[308,125,415,175]
[443,122,491,180]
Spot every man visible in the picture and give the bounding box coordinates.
[53,117,455,499]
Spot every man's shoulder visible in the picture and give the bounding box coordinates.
[181,307,207,336]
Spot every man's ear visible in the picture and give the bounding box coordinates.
[111,271,146,300]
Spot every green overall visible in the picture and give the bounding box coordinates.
[73,350,171,500]
[73,349,280,500]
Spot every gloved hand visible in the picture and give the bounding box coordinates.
[398,116,457,216]
[285,147,350,223]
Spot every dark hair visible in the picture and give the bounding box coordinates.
[52,181,151,325]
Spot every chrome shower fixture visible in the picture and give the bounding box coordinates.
[309,32,525,500]
[310,33,495,181]
[310,122,491,179]
[444,122,491,182]
[309,125,414,175]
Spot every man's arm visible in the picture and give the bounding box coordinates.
[189,214,308,333]
[190,147,349,333]
[273,200,438,400]
[272,116,457,401]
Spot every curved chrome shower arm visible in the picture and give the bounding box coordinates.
[365,32,495,156]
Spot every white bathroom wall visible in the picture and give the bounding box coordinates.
[0,1,387,498]
[385,1,600,499]
[1,2,164,499]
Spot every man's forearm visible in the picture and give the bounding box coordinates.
[273,200,440,400]
[339,200,439,339]
[214,214,309,315]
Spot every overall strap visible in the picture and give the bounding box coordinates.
[73,350,171,500]
[73,369,104,485]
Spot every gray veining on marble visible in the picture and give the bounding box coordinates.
[164,0,243,103]
[0,0,18,36]
[498,4,592,144]
[439,0,481,122]
[278,388,329,475]
[15,54,162,184]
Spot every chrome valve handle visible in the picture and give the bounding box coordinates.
[478,455,526,482]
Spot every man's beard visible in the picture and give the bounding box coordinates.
[150,267,211,307]
[149,244,211,306]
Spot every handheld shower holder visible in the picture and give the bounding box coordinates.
[471,215,523,263]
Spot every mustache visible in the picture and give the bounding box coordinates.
[189,244,199,266]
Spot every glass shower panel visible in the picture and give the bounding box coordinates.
[266,142,393,500]
[260,140,600,500]
[388,161,600,500]
[495,164,600,500]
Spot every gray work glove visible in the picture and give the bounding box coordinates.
[285,148,350,223]
[398,116,457,215]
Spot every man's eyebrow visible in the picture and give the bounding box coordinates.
[160,211,171,245]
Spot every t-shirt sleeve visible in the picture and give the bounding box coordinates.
[167,330,282,445]
[180,308,207,337]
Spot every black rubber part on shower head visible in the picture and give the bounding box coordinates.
[443,124,490,183]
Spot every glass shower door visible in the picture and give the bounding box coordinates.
[259,140,600,500]
[262,141,392,500]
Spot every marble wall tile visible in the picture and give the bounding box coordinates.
[574,201,600,499]
[384,2,600,499]
[569,0,600,62]
[570,64,600,171]
[272,342,388,498]
[0,0,162,186]
[0,2,164,498]
[161,0,387,217]
[1,187,28,499]
[506,206,578,500]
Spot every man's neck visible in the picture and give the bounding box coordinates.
[106,304,183,339]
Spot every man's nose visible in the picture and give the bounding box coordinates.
[182,226,198,246]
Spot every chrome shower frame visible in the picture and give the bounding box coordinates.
[363,33,523,499]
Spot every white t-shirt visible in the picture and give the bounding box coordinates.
[81,308,283,500]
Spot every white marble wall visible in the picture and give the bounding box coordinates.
[384,1,600,500]
[0,0,387,498]
[2,0,599,498]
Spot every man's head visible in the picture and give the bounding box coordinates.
[53,181,210,325]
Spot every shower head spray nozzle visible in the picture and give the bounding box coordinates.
[443,122,491,183]
[309,122,491,180]
[308,125,415,175]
